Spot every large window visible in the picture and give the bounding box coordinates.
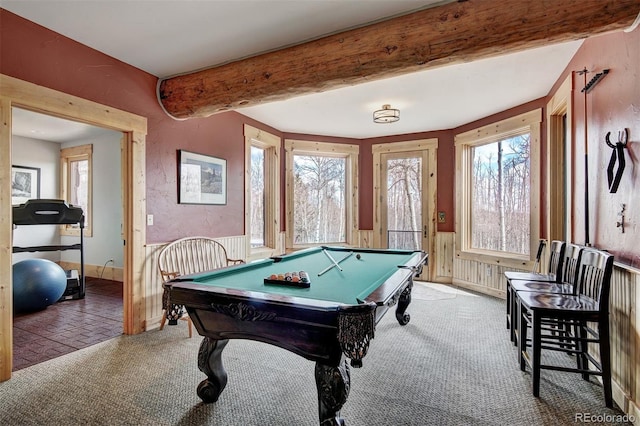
[471,134,530,254]
[285,140,358,248]
[250,146,266,247]
[244,125,281,259]
[60,144,92,236]
[455,110,541,264]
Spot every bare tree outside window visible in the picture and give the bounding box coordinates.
[70,159,89,215]
[471,134,530,255]
[60,144,92,236]
[386,157,422,250]
[250,146,265,248]
[293,155,346,244]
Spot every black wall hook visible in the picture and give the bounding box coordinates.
[605,129,629,193]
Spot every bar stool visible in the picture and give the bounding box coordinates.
[505,240,566,342]
[516,248,614,407]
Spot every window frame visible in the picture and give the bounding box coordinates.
[546,74,573,243]
[244,125,281,260]
[284,139,359,249]
[60,143,93,237]
[454,109,541,267]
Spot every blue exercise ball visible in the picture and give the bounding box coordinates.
[13,259,67,313]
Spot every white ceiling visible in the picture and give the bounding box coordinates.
[4,0,583,139]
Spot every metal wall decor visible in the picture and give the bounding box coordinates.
[605,128,629,193]
[616,204,626,233]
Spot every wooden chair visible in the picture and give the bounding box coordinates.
[157,236,244,337]
[505,240,565,341]
[505,239,548,280]
[507,243,584,344]
[516,248,615,407]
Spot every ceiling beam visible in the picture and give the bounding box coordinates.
[158,0,640,120]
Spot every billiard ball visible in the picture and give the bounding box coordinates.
[356,254,361,260]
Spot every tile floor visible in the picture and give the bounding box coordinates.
[12,277,123,371]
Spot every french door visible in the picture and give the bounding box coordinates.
[381,151,426,251]
[373,139,437,281]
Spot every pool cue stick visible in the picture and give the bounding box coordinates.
[322,249,343,271]
[318,251,354,276]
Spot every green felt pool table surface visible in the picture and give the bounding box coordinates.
[178,246,423,305]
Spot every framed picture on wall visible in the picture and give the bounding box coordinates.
[178,150,227,205]
[11,165,41,205]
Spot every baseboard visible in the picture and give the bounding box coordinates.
[145,315,163,331]
[58,261,123,281]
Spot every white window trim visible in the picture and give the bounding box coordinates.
[454,109,541,267]
[60,144,93,237]
[284,139,359,249]
[244,124,282,260]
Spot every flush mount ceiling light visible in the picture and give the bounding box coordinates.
[373,104,400,124]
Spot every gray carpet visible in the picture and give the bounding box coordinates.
[0,282,631,425]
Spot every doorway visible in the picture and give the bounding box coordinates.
[1,74,147,381]
[372,139,437,280]
[381,151,426,251]
[10,107,125,370]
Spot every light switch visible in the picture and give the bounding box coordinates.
[147,214,154,226]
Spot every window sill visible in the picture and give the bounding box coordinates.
[455,249,533,270]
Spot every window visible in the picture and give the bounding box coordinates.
[244,125,281,258]
[455,109,541,264]
[60,144,93,236]
[250,146,266,247]
[285,140,359,248]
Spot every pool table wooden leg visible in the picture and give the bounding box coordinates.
[196,337,229,403]
[315,359,350,426]
[395,281,412,325]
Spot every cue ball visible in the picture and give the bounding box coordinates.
[356,254,361,260]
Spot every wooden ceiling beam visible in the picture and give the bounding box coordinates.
[158,0,640,120]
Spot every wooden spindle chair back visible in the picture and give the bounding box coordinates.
[157,236,244,337]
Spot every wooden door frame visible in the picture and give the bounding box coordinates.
[0,74,147,381]
[546,74,573,242]
[372,138,437,280]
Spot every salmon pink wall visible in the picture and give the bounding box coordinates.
[0,10,280,244]
[551,26,640,268]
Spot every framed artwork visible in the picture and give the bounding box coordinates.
[178,150,227,205]
[11,165,41,205]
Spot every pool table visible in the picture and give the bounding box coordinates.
[167,246,428,425]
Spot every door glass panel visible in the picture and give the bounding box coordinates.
[386,156,422,250]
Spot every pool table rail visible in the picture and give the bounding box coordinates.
[170,282,367,366]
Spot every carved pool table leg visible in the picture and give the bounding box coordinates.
[315,359,350,426]
[395,281,413,325]
[196,337,229,403]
